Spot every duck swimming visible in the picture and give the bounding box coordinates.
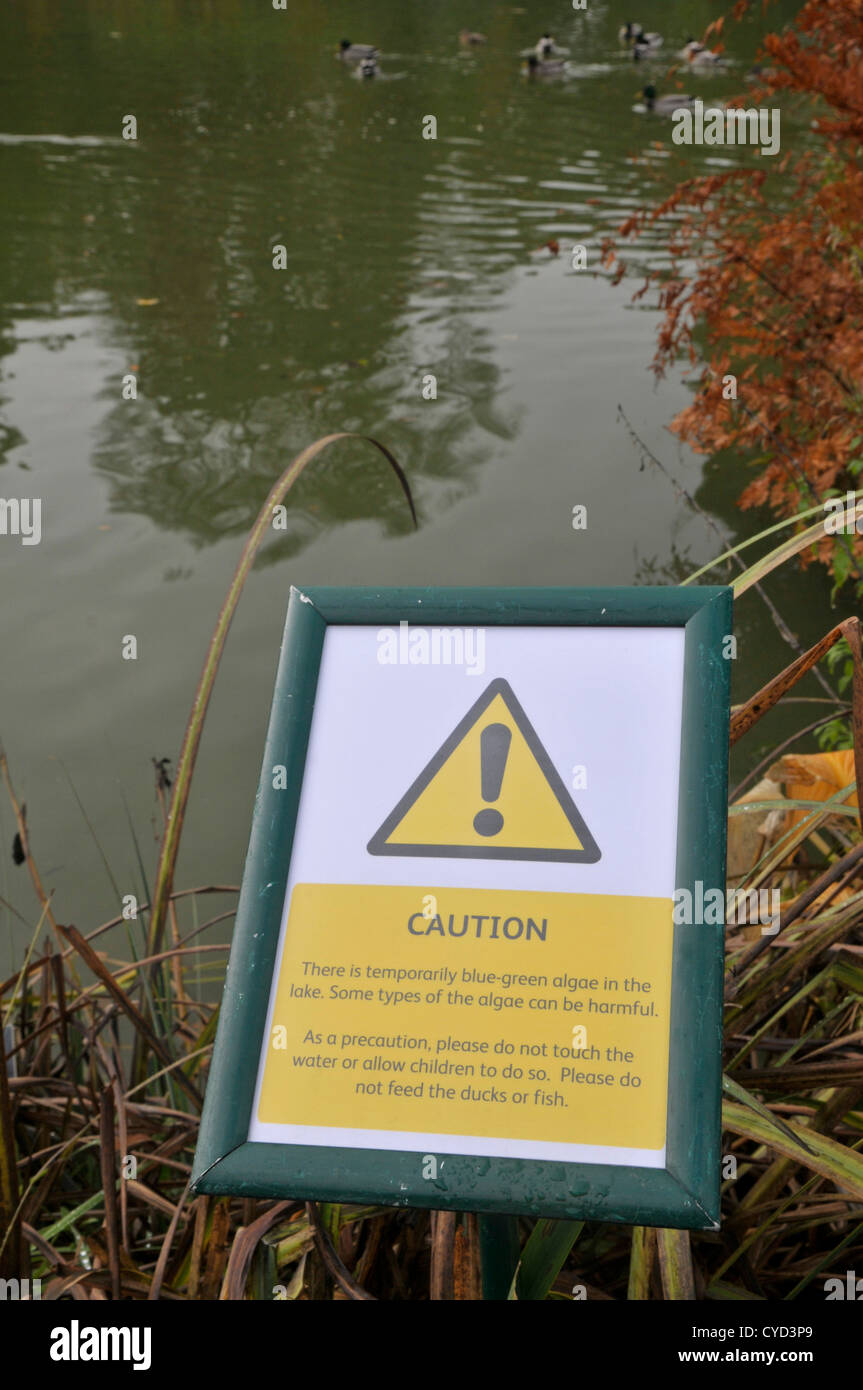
[632,34,664,60]
[338,39,378,63]
[620,22,662,48]
[526,53,566,77]
[679,38,723,65]
[640,84,696,114]
[535,33,557,57]
[358,55,379,78]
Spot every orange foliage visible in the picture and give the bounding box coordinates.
[608,0,863,587]
[778,750,859,828]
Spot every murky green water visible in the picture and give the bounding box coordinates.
[0,0,844,970]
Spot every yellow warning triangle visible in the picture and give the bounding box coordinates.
[368,677,600,863]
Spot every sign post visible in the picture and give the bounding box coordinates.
[192,586,732,1278]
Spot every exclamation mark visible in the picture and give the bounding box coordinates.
[473,722,511,837]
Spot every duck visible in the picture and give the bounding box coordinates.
[620,22,662,48]
[640,84,696,114]
[632,34,664,60]
[679,38,723,66]
[526,53,566,77]
[459,29,487,46]
[535,32,557,57]
[358,55,379,78]
[338,39,378,63]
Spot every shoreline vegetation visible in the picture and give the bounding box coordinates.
[3,455,863,1301]
[4,2,863,1299]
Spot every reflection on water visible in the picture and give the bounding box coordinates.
[0,0,748,538]
[0,0,835,959]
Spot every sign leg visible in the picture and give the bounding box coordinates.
[479,1214,521,1300]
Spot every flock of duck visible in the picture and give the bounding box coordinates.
[336,25,749,115]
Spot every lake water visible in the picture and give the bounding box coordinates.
[0,0,844,972]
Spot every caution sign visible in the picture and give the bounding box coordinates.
[194,591,730,1229]
[243,618,690,1171]
[367,678,601,863]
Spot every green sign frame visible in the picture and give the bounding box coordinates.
[192,585,732,1233]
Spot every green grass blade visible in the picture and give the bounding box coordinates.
[683,494,862,586]
[657,1227,696,1300]
[517,1219,583,1301]
[40,1190,106,1243]
[628,1225,655,1300]
[722,1074,814,1155]
[731,502,863,598]
[723,1100,863,1197]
